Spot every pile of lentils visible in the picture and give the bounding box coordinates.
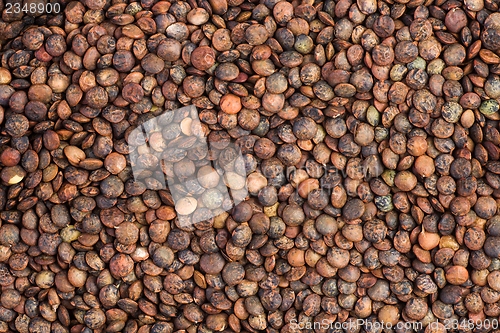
[2,0,500,331]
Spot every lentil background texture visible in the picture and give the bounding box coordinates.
[1,0,500,332]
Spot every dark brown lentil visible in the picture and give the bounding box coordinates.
[0,0,500,331]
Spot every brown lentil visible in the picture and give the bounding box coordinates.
[0,0,499,331]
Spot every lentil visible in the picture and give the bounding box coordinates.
[0,0,500,331]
